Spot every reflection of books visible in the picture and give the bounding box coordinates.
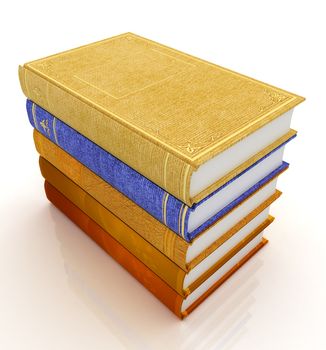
[50,200,263,350]
[45,179,267,319]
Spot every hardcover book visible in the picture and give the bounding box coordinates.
[45,180,269,319]
[19,32,304,205]
[41,157,277,295]
[30,102,290,241]
[37,137,282,271]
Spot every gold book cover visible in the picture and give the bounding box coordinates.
[19,33,304,204]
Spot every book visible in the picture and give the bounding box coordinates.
[37,138,282,271]
[41,156,277,295]
[45,179,269,319]
[30,103,290,241]
[19,32,304,205]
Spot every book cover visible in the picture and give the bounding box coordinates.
[30,103,290,241]
[45,180,269,319]
[19,32,304,204]
[41,157,274,295]
[37,139,281,271]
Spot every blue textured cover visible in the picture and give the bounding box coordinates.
[27,100,292,242]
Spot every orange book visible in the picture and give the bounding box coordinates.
[41,156,275,295]
[45,180,268,319]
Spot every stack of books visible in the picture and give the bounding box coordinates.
[19,33,304,319]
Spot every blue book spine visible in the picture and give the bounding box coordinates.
[27,100,293,242]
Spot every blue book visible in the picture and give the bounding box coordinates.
[27,100,293,242]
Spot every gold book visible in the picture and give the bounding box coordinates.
[19,32,304,204]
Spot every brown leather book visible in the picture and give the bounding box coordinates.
[44,180,268,319]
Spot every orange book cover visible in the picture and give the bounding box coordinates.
[45,180,268,319]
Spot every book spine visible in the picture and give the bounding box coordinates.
[44,181,184,318]
[39,158,187,295]
[34,133,189,270]
[27,100,191,240]
[19,66,194,205]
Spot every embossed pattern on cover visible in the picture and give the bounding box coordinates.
[21,33,303,164]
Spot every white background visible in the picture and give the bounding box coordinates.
[1,1,326,349]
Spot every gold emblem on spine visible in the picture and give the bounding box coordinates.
[40,119,51,137]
